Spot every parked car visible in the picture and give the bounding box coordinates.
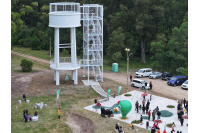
[131,79,150,89]
[167,76,187,87]
[161,72,173,80]
[134,68,152,78]
[149,72,162,79]
[181,80,188,90]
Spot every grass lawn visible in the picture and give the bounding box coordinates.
[12,46,154,73]
[11,85,99,133]
[11,55,49,75]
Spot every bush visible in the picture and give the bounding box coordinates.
[124,94,132,96]
[20,59,33,72]
[132,120,140,124]
[166,123,176,128]
[167,105,175,108]
[62,49,69,56]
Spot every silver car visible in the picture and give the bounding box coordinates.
[149,72,162,79]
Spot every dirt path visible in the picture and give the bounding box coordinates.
[11,51,49,65]
[11,51,188,100]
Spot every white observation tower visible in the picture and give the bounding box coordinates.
[49,2,103,85]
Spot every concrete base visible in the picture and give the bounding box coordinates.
[84,90,188,133]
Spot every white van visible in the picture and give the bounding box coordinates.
[131,79,150,89]
[134,68,152,78]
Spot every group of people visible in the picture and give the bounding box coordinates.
[101,107,113,117]
[177,98,188,126]
[115,123,124,133]
[135,99,150,114]
[23,109,38,123]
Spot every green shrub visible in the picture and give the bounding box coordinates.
[166,123,176,128]
[132,120,140,124]
[124,94,132,96]
[20,59,33,72]
[167,105,175,108]
[62,49,69,56]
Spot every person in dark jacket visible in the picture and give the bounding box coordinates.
[115,123,119,131]
[146,104,149,115]
[151,127,156,133]
[101,107,103,117]
[24,113,27,123]
[142,105,146,114]
[157,111,161,120]
[180,116,184,126]
[147,99,150,107]
[26,109,28,114]
[136,102,139,113]
[130,75,132,82]
[183,98,186,108]
[140,115,143,125]
[23,94,26,101]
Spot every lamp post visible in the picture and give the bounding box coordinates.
[125,48,132,86]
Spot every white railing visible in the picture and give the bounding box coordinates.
[50,57,81,68]
[50,3,80,13]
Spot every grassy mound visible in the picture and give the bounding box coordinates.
[132,120,140,124]
[166,123,176,128]
[167,105,175,108]
[124,94,132,96]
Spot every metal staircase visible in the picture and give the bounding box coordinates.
[80,5,103,82]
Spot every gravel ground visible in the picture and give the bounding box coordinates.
[103,71,188,100]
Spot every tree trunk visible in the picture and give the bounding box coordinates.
[141,40,146,63]
[108,29,110,46]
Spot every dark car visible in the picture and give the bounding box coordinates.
[167,75,187,87]
[161,72,173,80]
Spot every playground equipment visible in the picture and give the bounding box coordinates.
[118,100,132,119]
[49,2,103,85]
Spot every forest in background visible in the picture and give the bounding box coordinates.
[11,0,188,75]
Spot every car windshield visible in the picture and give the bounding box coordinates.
[138,70,143,73]
[141,81,147,84]
[151,72,156,75]
[184,80,188,84]
[170,77,177,81]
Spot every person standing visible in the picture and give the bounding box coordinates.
[24,113,27,123]
[155,106,159,112]
[172,122,175,132]
[180,116,184,126]
[58,108,61,119]
[150,81,152,90]
[130,75,132,82]
[23,94,26,101]
[157,111,161,120]
[183,98,186,108]
[152,110,155,121]
[148,110,151,120]
[147,99,150,107]
[136,102,139,113]
[142,105,146,114]
[135,101,138,111]
[146,104,149,115]
[140,115,143,125]
[142,100,145,107]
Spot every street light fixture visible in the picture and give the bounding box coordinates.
[125,48,132,86]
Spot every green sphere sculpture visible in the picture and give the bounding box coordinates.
[118,100,132,119]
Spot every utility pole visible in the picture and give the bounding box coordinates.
[49,36,51,57]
